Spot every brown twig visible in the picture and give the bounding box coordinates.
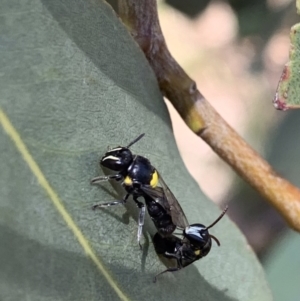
[117,0,300,232]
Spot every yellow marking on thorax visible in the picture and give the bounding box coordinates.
[150,170,158,187]
[124,176,133,186]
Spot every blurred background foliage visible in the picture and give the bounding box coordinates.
[154,0,299,300]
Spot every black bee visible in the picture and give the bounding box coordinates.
[152,207,228,282]
[91,134,186,246]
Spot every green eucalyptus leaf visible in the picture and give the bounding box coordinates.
[264,230,300,301]
[0,0,272,300]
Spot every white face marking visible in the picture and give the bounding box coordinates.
[185,225,205,235]
[106,147,122,153]
[102,155,119,161]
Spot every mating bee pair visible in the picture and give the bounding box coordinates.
[91,134,227,282]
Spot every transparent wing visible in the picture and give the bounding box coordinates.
[156,173,189,229]
[141,172,189,229]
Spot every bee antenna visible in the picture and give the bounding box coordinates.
[205,206,228,230]
[127,133,145,148]
[210,235,221,246]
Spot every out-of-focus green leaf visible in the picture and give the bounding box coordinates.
[273,23,300,110]
[0,0,272,300]
[264,230,300,301]
[262,109,300,300]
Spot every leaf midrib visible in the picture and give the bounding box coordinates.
[0,107,130,301]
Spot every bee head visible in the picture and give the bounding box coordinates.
[184,224,212,256]
[101,147,133,171]
[100,133,145,172]
[184,206,228,256]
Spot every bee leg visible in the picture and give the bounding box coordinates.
[90,174,122,185]
[153,251,182,282]
[133,197,145,249]
[153,267,181,283]
[137,205,146,250]
[92,193,130,210]
[164,252,180,260]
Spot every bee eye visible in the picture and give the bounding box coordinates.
[200,229,209,237]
